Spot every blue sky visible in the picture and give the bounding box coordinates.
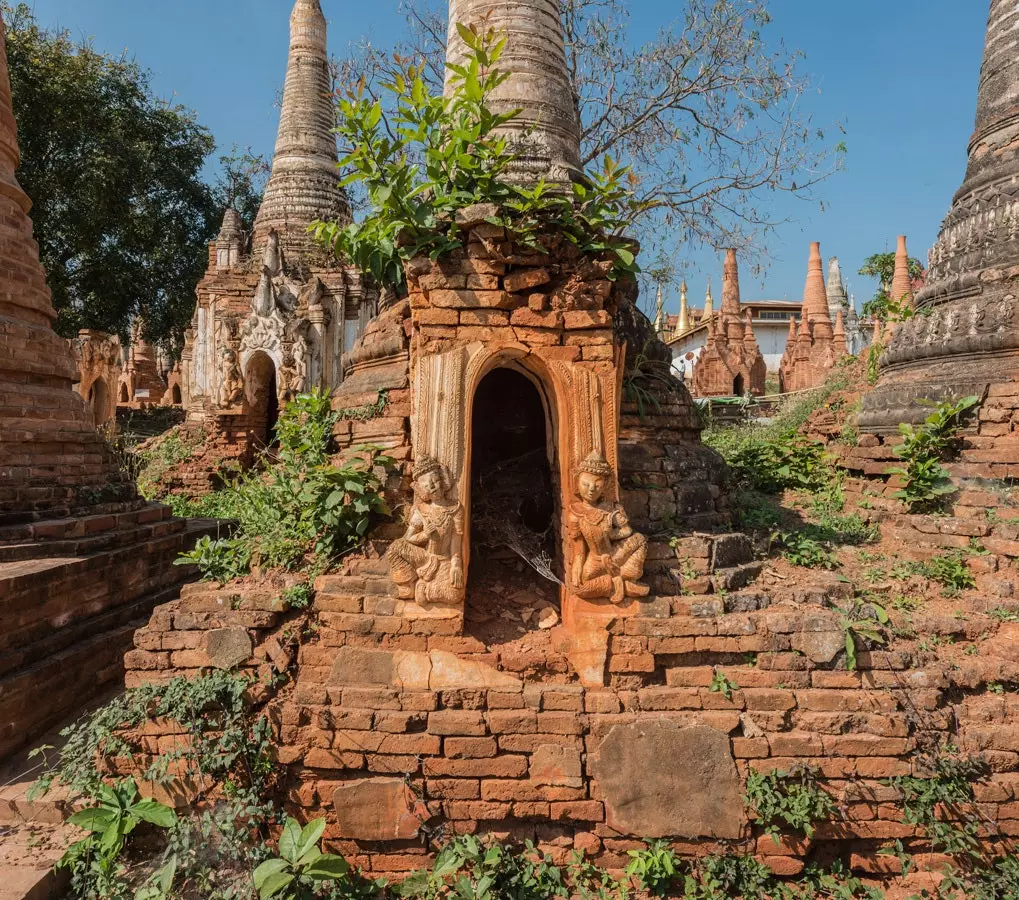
[20,0,987,315]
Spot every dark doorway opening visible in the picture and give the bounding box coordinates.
[245,352,279,449]
[88,377,109,428]
[171,384,182,405]
[467,367,560,647]
[733,374,745,396]
[119,383,130,403]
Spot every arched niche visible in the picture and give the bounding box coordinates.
[465,364,561,620]
[411,341,622,625]
[171,384,182,405]
[244,350,279,448]
[87,376,111,428]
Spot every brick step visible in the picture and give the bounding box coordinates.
[0,581,185,680]
[0,502,172,548]
[0,520,219,657]
[0,517,189,564]
[0,616,146,764]
[0,489,142,530]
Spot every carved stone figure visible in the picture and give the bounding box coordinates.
[386,456,465,606]
[567,452,648,603]
[263,228,283,276]
[218,348,244,408]
[253,269,275,318]
[278,344,303,403]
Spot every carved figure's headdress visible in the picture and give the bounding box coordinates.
[413,455,445,482]
[578,451,613,478]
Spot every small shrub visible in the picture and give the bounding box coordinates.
[625,840,679,897]
[889,750,988,859]
[395,835,568,900]
[709,670,738,701]
[253,817,350,900]
[175,535,252,585]
[910,552,976,596]
[779,528,838,569]
[173,392,393,580]
[315,26,643,292]
[835,600,889,671]
[744,766,839,841]
[887,395,980,511]
[281,583,315,611]
[58,779,177,900]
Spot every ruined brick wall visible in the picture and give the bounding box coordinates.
[124,567,1019,882]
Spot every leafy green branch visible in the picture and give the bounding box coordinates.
[313,24,648,291]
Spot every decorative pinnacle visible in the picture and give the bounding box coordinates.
[890,235,914,307]
[445,0,581,184]
[802,242,832,328]
[252,0,351,254]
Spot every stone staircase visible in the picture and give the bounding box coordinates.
[0,507,221,764]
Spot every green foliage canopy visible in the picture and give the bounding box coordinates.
[1,3,267,347]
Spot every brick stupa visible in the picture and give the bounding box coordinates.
[779,242,839,392]
[128,0,756,861]
[0,17,213,762]
[178,0,375,480]
[690,249,766,397]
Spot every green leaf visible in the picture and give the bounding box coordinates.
[68,807,118,833]
[295,817,327,864]
[278,817,303,864]
[256,871,296,900]
[304,854,351,881]
[132,799,178,829]
[394,870,430,897]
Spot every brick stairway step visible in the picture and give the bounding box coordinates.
[0,502,167,545]
[0,517,189,563]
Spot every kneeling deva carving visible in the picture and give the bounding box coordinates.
[568,452,648,603]
[387,456,465,606]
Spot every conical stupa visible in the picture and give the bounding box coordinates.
[860,1,1019,431]
[252,0,351,255]
[445,0,582,183]
[0,18,134,518]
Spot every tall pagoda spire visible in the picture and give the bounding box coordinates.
[826,256,849,322]
[446,0,581,184]
[802,242,832,328]
[700,278,714,324]
[252,0,351,255]
[674,279,690,336]
[720,249,745,342]
[889,235,914,307]
[653,285,665,337]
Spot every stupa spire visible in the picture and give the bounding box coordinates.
[721,249,745,342]
[826,256,848,322]
[675,279,690,335]
[889,235,914,307]
[446,0,581,184]
[252,0,351,254]
[802,242,831,328]
[700,278,714,324]
[653,285,665,336]
[833,308,847,358]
